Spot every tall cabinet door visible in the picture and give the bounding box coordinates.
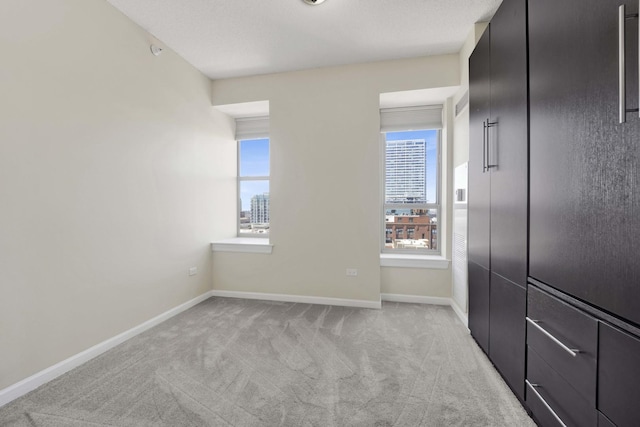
[468,28,491,270]
[488,0,528,287]
[468,28,491,353]
[487,0,528,402]
[529,0,640,326]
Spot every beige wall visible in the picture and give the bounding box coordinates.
[0,0,232,390]
[381,268,452,298]
[212,56,459,303]
[453,22,488,167]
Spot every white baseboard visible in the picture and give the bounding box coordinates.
[381,293,469,329]
[0,291,213,409]
[211,290,382,309]
[449,300,469,329]
[381,293,450,306]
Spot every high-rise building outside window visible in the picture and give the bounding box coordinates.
[250,193,269,224]
[382,127,440,253]
[238,137,270,236]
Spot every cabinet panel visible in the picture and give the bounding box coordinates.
[527,348,596,427]
[487,0,528,287]
[468,0,528,404]
[489,274,525,401]
[526,380,565,427]
[598,412,616,427]
[468,28,491,270]
[468,261,490,354]
[529,0,640,325]
[599,323,640,426]
[527,286,597,405]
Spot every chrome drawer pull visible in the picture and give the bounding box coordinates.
[526,317,580,357]
[620,4,627,123]
[526,380,568,427]
[482,120,487,173]
[618,4,640,123]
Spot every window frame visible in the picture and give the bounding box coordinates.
[237,138,270,238]
[381,129,441,255]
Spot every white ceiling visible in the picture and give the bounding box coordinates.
[106,0,501,80]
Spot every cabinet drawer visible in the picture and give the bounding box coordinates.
[526,381,564,427]
[599,323,640,427]
[527,348,596,427]
[527,286,597,405]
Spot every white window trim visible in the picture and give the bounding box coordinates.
[211,238,273,254]
[380,254,449,269]
[381,127,442,255]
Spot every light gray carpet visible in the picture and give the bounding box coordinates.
[0,298,535,426]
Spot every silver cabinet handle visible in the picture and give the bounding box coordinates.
[526,380,567,427]
[526,317,580,357]
[482,120,487,173]
[620,4,627,124]
[486,121,497,169]
[619,4,639,124]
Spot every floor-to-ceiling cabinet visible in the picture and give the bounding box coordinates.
[468,26,491,355]
[470,0,640,425]
[529,0,640,328]
[468,0,528,403]
[528,0,640,425]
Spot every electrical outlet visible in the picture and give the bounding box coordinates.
[346,268,358,277]
[189,267,197,276]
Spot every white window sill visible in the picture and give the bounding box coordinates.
[211,238,273,254]
[380,254,450,269]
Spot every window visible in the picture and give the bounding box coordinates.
[381,106,441,253]
[238,138,269,236]
[236,116,270,237]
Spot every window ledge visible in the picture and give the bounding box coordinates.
[211,238,273,254]
[380,253,450,269]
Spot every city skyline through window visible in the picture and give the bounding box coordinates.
[383,129,440,253]
[238,138,270,235]
[384,130,438,204]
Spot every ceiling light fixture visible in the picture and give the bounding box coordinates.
[302,0,326,5]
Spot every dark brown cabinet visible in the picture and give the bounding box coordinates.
[529,0,640,327]
[469,0,640,423]
[468,261,490,353]
[525,284,640,427]
[527,1,640,423]
[526,286,598,405]
[489,274,526,400]
[599,323,640,427]
[468,27,490,272]
[468,26,491,356]
[526,286,598,426]
[527,347,596,427]
[468,0,528,403]
[485,0,528,287]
